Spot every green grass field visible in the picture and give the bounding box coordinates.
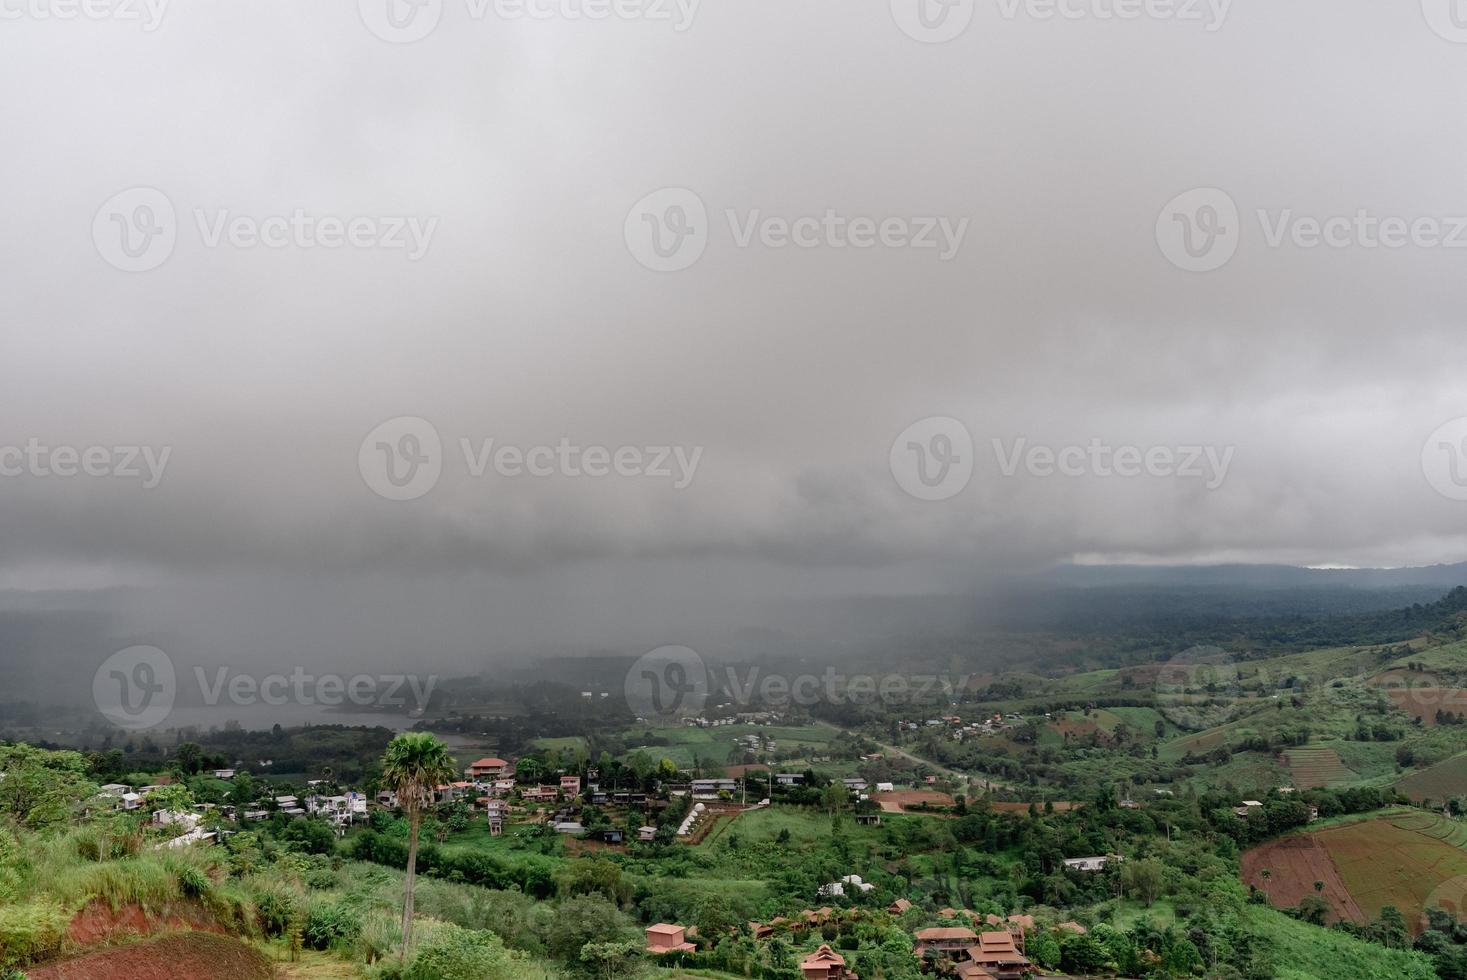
[618,724,838,769]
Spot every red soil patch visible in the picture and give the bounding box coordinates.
[725,764,771,777]
[27,932,274,980]
[990,801,1080,815]
[1384,687,1467,725]
[872,790,953,813]
[66,900,226,946]
[1241,834,1363,925]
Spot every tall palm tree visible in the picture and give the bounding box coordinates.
[380,731,458,960]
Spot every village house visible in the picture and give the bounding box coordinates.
[913,926,979,959]
[212,768,236,780]
[691,778,738,797]
[520,785,558,803]
[645,924,696,954]
[749,921,773,940]
[1063,856,1114,872]
[961,931,1031,980]
[800,944,858,980]
[888,898,913,915]
[560,775,582,796]
[638,825,658,842]
[776,773,805,785]
[819,874,874,898]
[466,757,510,780]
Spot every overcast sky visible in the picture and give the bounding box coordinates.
[3,1,1467,675]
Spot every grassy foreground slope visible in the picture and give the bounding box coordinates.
[1250,905,1436,980]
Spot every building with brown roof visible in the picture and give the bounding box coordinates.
[965,931,1031,980]
[467,757,510,779]
[913,927,979,958]
[800,944,858,980]
[646,923,696,954]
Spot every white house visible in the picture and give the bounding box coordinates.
[1063,856,1115,872]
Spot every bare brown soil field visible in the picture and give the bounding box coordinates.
[873,790,953,813]
[1384,687,1467,725]
[1241,834,1362,924]
[990,801,1080,815]
[28,933,274,980]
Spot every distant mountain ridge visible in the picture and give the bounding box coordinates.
[1044,561,1467,590]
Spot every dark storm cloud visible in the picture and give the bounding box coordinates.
[1,0,1466,663]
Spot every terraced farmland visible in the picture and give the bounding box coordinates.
[1244,812,1467,934]
[1280,746,1354,788]
[1390,811,1467,849]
